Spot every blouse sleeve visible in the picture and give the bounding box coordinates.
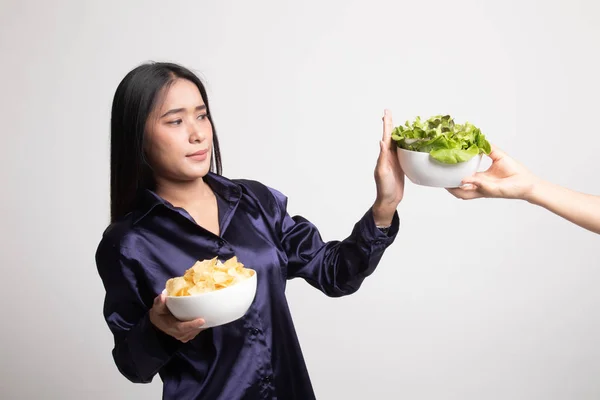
[269,187,400,297]
[95,237,183,383]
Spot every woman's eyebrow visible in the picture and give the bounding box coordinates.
[160,104,206,118]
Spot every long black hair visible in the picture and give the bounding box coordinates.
[109,62,222,223]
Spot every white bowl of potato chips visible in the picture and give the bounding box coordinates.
[162,256,257,328]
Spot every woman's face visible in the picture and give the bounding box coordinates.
[144,78,213,183]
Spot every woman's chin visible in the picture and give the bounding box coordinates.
[184,165,211,179]
[159,165,211,183]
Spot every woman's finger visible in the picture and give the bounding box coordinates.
[447,187,483,200]
[461,176,481,186]
[152,293,169,315]
[382,109,393,145]
[178,318,206,332]
[462,174,498,197]
[180,325,207,342]
[181,330,202,343]
[377,140,388,165]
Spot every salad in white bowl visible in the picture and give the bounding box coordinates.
[392,115,492,188]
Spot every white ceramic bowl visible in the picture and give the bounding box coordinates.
[396,148,483,188]
[163,270,257,328]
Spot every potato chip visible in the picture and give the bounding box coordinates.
[165,256,254,296]
[165,277,189,297]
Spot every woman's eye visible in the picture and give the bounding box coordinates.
[168,119,182,125]
[197,113,208,120]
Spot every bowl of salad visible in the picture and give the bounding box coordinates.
[392,115,492,188]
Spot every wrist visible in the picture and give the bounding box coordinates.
[523,178,549,205]
[372,200,397,226]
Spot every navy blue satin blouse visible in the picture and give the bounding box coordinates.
[95,172,399,399]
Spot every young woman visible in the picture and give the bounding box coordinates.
[448,146,600,235]
[95,62,404,400]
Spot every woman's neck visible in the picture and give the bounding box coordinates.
[154,176,212,209]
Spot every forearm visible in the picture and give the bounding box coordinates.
[285,208,400,297]
[526,180,600,235]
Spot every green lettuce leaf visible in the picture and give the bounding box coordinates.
[391,115,491,164]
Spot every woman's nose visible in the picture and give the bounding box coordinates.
[189,122,206,143]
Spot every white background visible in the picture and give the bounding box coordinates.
[1,0,599,399]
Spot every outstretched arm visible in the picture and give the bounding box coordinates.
[526,180,600,235]
[448,146,600,235]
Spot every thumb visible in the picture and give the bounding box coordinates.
[488,144,508,162]
[153,293,169,314]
